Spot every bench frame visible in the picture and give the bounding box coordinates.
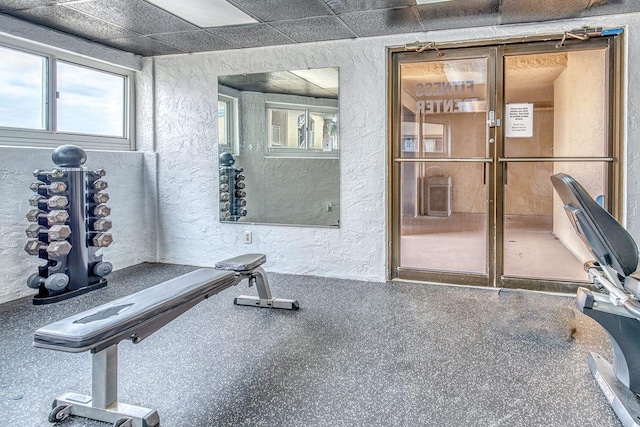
[40,254,298,427]
[234,265,299,309]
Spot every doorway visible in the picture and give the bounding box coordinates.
[389,35,621,291]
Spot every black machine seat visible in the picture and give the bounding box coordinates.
[552,173,640,427]
[34,269,237,353]
[551,173,638,278]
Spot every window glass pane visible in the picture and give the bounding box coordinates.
[0,45,46,130]
[218,100,228,146]
[268,108,306,148]
[57,61,125,137]
[317,110,339,150]
[400,57,487,159]
[268,107,338,152]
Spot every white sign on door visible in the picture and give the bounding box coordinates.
[505,103,533,138]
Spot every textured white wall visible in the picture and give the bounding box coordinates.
[151,40,387,280]
[147,14,640,282]
[0,147,157,303]
[2,12,640,302]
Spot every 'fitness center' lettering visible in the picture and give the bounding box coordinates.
[414,80,476,114]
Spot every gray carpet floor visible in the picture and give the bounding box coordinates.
[0,262,622,426]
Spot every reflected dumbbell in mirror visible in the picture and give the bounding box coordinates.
[231,168,247,218]
[234,171,245,192]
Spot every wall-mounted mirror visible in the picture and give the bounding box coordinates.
[218,67,340,227]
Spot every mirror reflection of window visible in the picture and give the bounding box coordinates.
[218,94,238,152]
[267,105,338,155]
[271,125,281,145]
[217,67,340,227]
[218,100,228,146]
[297,113,307,148]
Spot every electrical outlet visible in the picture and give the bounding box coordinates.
[244,230,252,244]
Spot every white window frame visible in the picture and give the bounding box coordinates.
[0,37,135,151]
[218,94,239,155]
[265,102,339,159]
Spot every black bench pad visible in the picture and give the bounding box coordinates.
[215,254,266,272]
[34,269,236,353]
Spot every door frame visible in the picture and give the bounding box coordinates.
[388,46,497,287]
[387,32,624,292]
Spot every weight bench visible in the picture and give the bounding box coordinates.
[552,173,640,427]
[33,253,298,427]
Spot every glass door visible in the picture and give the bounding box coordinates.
[497,40,616,291]
[390,47,497,286]
[390,35,620,291]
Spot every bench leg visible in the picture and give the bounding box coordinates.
[49,344,160,427]
[234,267,299,310]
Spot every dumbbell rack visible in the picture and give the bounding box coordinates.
[25,145,113,305]
[219,153,247,221]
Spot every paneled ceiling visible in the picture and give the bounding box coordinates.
[0,0,638,57]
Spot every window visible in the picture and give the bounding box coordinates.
[57,62,125,137]
[0,41,134,150]
[218,94,239,154]
[0,46,46,130]
[266,103,339,158]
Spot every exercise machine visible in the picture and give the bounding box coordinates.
[552,173,640,427]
